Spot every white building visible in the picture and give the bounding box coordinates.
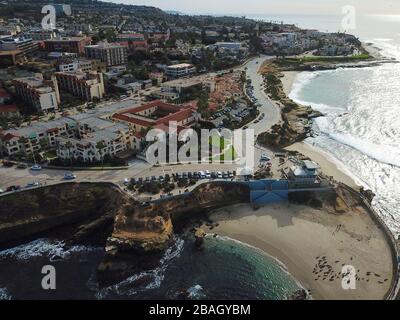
[13,74,60,113]
[288,160,320,187]
[165,63,196,79]
[58,59,93,73]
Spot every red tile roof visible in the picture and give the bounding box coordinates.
[0,89,11,98]
[0,104,18,113]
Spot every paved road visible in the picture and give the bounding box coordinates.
[242,55,281,135]
[0,56,282,191]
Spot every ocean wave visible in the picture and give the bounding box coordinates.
[289,72,345,114]
[316,129,400,168]
[187,284,205,300]
[0,287,12,300]
[95,236,184,299]
[0,239,101,262]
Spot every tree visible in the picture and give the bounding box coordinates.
[96,141,107,165]
[39,138,49,151]
[18,136,29,156]
[65,140,74,166]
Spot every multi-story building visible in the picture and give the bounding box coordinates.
[55,70,105,101]
[115,33,148,50]
[165,63,196,79]
[84,42,127,67]
[0,117,76,157]
[56,122,134,163]
[58,59,93,73]
[44,37,92,54]
[28,29,57,41]
[0,36,38,55]
[13,74,60,113]
[0,99,140,160]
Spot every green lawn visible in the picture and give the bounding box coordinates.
[285,54,372,63]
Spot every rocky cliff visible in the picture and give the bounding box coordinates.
[0,181,250,285]
[97,181,250,284]
[0,182,125,247]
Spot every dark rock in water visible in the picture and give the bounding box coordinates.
[194,228,206,247]
[288,289,308,300]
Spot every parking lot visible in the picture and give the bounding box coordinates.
[209,101,252,128]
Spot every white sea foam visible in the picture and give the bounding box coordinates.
[288,44,400,236]
[95,236,184,299]
[0,287,11,300]
[0,239,100,262]
[187,284,205,300]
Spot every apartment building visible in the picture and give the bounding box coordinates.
[56,122,133,163]
[0,99,140,160]
[55,70,105,101]
[165,63,196,79]
[0,117,76,157]
[84,42,127,67]
[58,59,93,72]
[0,36,38,55]
[13,74,60,113]
[44,37,92,54]
[116,33,148,49]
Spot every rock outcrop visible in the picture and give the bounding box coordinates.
[97,181,250,284]
[0,182,125,247]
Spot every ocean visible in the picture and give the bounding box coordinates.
[252,13,400,236]
[2,12,398,300]
[0,236,301,300]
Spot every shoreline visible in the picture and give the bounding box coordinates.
[280,70,361,190]
[203,202,394,300]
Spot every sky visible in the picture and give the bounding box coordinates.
[107,0,400,16]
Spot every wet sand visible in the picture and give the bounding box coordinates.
[281,71,362,189]
[286,142,361,189]
[203,203,394,300]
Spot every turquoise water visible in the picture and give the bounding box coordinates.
[0,236,301,300]
[255,14,400,236]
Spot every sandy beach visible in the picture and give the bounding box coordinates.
[204,202,394,300]
[286,142,361,189]
[281,71,299,96]
[280,71,361,189]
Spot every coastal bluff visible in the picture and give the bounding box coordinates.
[0,181,250,283]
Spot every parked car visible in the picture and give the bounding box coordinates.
[130,178,137,185]
[0,188,4,194]
[222,172,229,179]
[211,172,217,179]
[159,175,164,182]
[217,172,223,179]
[17,163,28,169]
[123,178,130,185]
[199,171,206,179]
[64,172,76,180]
[261,154,270,161]
[205,170,211,179]
[2,160,14,167]
[26,181,40,188]
[6,185,20,192]
[30,164,42,171]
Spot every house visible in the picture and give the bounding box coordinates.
[288,160,320,187]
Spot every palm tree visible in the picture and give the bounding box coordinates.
[39,138,49,151]
[18,136,29,157]
[65,141,73,166]
[95,141,106,165]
